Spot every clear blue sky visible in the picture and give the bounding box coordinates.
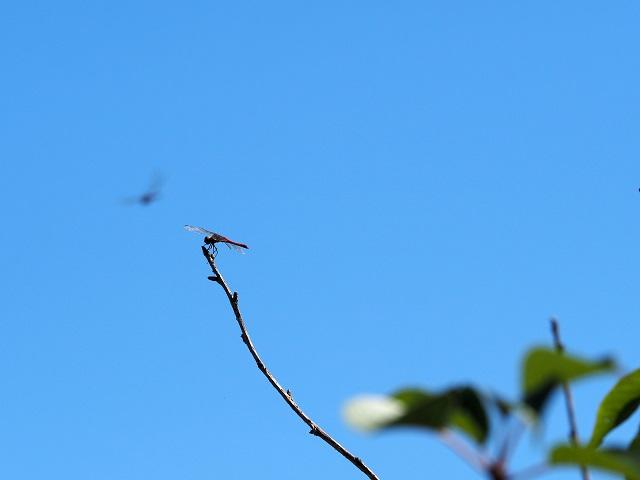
[1,2,639,479]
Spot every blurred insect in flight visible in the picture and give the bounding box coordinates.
[122,173,164,206]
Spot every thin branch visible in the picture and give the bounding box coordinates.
[199,246,380,480]
[437,429,490,473]
[550,318,590,480]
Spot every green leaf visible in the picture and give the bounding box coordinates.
[391,386,490,444]
[629,429,640,455]
[344,385,490,444]
[521,347,615,416]
[590,370,640,448]
[629,430,640,480]
[446,387,489,445]
[550,444,640,480]
[391,389,453,429]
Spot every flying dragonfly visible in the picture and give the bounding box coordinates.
[184,225,249,254]
[122,173,163,206]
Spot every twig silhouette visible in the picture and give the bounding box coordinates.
[550,318,590,480]
[199,246,380,480]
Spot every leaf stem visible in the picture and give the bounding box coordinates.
[497,416,526,464]
[438,429,489,473]
[550,317,590,480]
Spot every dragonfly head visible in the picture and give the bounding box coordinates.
[203,236,214,245]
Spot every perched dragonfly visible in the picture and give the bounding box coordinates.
[184,225,249,253]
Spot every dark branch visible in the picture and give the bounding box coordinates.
[199,246,380,480]
[550,318,590,480]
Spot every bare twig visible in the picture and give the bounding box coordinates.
[550,318,590,480]
[199,246,380,480]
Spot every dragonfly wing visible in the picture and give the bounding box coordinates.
[149,172,164,193]
[223,242,247,254]
[184,225,215,236]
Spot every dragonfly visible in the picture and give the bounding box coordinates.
[122,173,164,206]
[184,225,249,254]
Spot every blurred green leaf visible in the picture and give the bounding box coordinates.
[521,347,615,416]
[391,386,489,444]
[590,370,640,448]
[391,389,453,429]
[446,387,489,445]
[629,429,640,455]
[344,385,490,444]
[550,444,640,480]
[628,430,640,480]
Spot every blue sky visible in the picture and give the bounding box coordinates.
[1,2,640,479]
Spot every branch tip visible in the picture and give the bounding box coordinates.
[194,244,380,480]
[550,317,565,352]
